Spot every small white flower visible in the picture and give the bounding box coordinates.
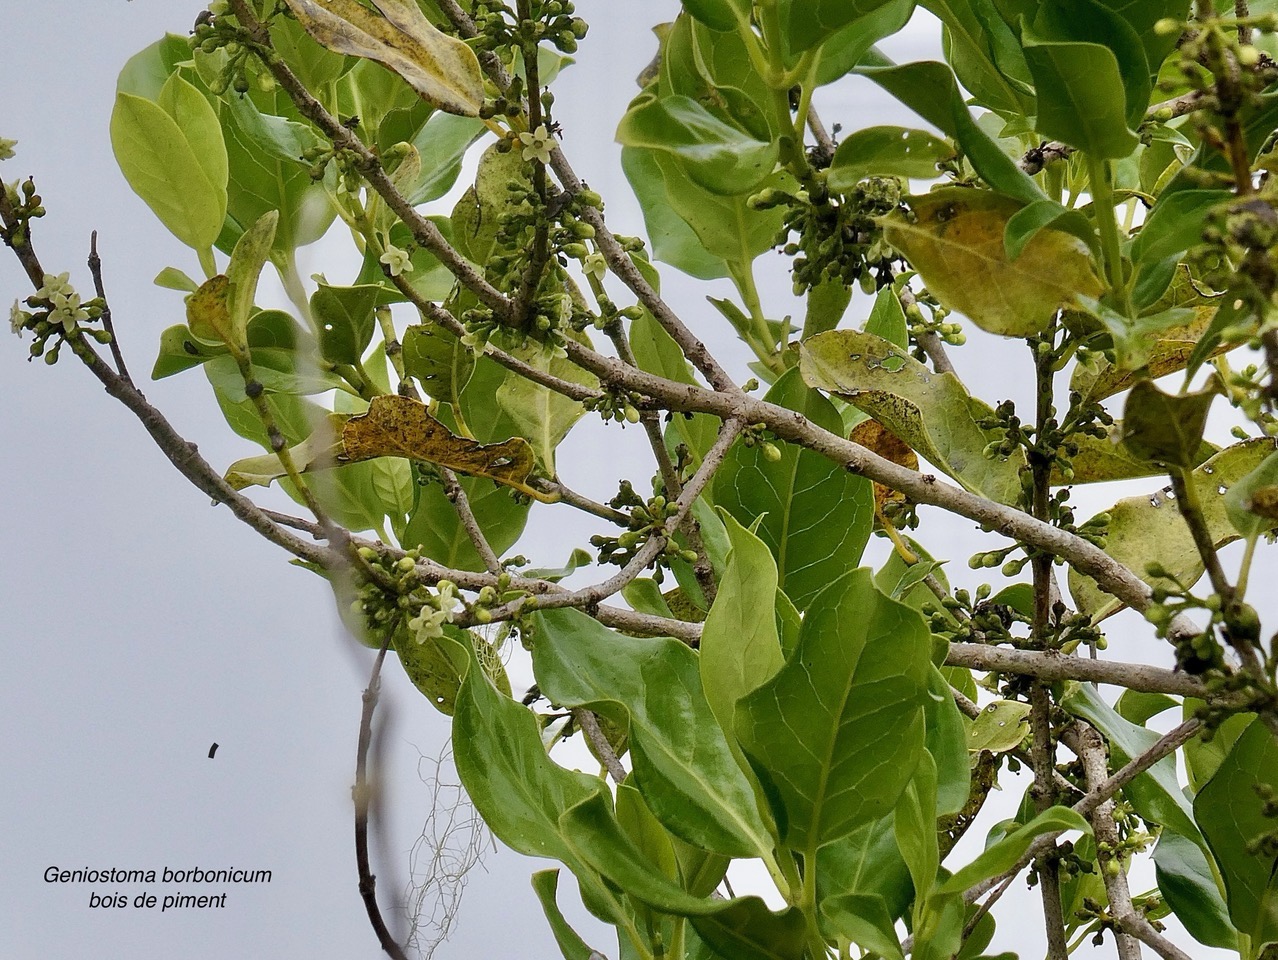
[50,291,88,331]
[436,580,462,620]
[409,606,448,644]
[379,244,413,277]
[35,271,74,303]
[583,252,607,281]
[10,299,28,336]
[518,125,554,165]
[0,138,16,162]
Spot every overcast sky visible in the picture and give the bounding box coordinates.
[0,2,1249,958]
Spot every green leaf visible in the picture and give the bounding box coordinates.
[282,0,484,116]
[152,325,230,379]
[1194,718,1278,948]
[895,751,940,915]
[813,0,916,86]
[531,870,605,960]
[881,189,1102,338]
[1069,439,1278,620]
[216,84,337,258]
[937,806,1091,895]
[1121,378,1219,468]
[1224,450,1278,539]
[827,126,954,191]
[446,630,609,863]
[110,90,226,252]
[224,210,279,351]
[532,608,776,859]
[156,71,229,222]
[1131,190,1230,270]
[700,512,785,760]
[713,369,873,610]
[968,700,1032,755]
[736,569,931,849]
[783,0,902,55]
[116,34,192,100]
[1022,32,1139,158]
[620,146,730,281]
[311,282,380,366]
[800,328,1026,503]
[616,94,779,196]
[395,624,508,716]
[1062,683,1202,843]
[494,345,596,472]
[820,893,905,960]
[802,278,853,341]
[153,266,199,293]
[560,791,808,960]
[682,0,749,32]
[816,815,913,921]
[925,666,971,817]
[1153,832,1238,951]
[861,61,1045,204]
[619,145,791,279]
[926,0,1033,116]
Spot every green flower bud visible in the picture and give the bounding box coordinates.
[761,441,782,462]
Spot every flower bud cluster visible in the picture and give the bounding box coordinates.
[472,0,588,58]
[1,176,45,252]
[903,289,965,348]
[583,387,643,425]
[588,480,697,578]
[752,176,904,297]
[189,6,269,98]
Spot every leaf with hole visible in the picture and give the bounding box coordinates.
[801,328,1025,504]
[1069,439,1278,620]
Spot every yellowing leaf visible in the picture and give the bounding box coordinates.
[283,0,484,117]
[341,395,549,499]
[186,275,243,350]
[1070,439,1278,621]
[881,189,1101,338]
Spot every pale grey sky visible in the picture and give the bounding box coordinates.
[0,3,1247,959]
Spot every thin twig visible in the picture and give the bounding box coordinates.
[87,231,132,385]
[441,468,503,574]
[355,634,411,960]
[964,718,1204,905]
[573,708,627,784]
[606,321,717,604]
[481,420,743,626]
[804,103,837,167]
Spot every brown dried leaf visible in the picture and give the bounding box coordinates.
[341,395,545,498]
[283,0,484,117]
[849,417,918,512]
